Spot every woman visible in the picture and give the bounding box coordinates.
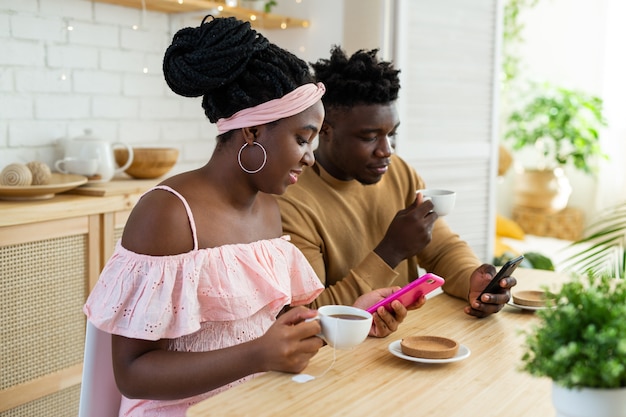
[83,16,327,416]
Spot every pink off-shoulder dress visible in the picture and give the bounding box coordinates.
[83,186,324,417]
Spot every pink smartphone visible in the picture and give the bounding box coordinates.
[366,273,445,314]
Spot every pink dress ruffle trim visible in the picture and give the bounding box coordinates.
[84,237,323,341]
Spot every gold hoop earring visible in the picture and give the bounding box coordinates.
[237,141,267,174]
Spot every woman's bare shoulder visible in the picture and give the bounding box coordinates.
[121,187,195,255]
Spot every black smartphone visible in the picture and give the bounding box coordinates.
[476,255,524,302]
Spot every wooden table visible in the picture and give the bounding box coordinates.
[187,268,565,417]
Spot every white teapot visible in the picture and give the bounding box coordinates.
[64,129,134,182]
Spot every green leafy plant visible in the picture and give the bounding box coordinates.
[502,0,540,84]
[264,0,277,13]
[493,251,554,271]
[562,202,626,279]
[504,83,608,175]
[521,272,626,388]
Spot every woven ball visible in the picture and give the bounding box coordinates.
[26,161,52,185]
[1,163,33,186]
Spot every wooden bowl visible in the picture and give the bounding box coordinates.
[115,147,179,179]
[400,335,459,359]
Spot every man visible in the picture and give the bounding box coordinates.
[278,46,516,318]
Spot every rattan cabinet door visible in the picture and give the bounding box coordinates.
[0,217,96,417]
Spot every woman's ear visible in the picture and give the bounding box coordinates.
[241,126,258,143]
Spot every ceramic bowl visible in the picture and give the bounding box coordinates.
[114,147,179,179]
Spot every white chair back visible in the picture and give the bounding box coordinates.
[78,321,122,417]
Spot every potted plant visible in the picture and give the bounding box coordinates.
[503,82,608,211]
[520,272,626,416]
[505,83,607,174]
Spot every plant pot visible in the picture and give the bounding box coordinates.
[513,167,572,213]
[552,383,626,417]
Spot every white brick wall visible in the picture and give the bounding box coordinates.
[0,120,7,147]
[0,0,344,174]
[0,0,212,172]
[0,40,45,66]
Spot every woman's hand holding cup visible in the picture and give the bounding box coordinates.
[308,305,373,350]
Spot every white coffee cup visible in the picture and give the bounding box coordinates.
[417,189,456,216]
[55,157,99,176]
[314,305,372,350]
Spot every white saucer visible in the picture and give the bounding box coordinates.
[507,301,553,311]
[388,340,470,364]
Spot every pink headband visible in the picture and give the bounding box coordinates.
[216,82,326,135]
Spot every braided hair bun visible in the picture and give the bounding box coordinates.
[163,16,313,123]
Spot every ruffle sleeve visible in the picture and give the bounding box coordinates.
[84,237,323,340]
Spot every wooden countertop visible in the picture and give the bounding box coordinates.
[0,179,159,227]
[187,268,564,417]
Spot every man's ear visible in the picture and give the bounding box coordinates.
[319,121,332,138]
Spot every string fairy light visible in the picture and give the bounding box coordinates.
[59,20,72,81]
[139,0,149,74]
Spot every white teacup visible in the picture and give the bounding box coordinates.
[315,305,372,350]
[417,189,456,216]
[55,157,99,176]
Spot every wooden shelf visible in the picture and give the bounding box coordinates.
[95,0,310,29]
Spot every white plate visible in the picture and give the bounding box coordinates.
[507,301,553,311]
[388,340,470,364]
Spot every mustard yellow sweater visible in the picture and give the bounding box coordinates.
[277,154,481,308]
